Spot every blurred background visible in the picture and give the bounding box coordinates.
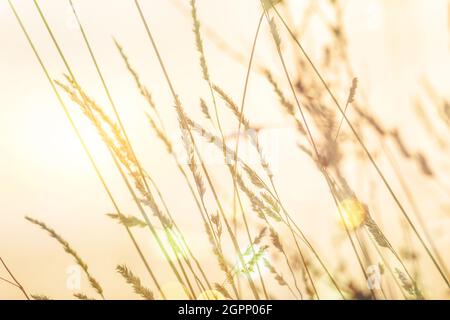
[0,0,449,299]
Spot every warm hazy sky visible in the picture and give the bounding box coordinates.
[1,0,449,299]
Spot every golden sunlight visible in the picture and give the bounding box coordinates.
[337,198,367,231]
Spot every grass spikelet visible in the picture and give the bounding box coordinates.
[145,113,173,154]
[335,77,358,140]
[189,118,236,161]
[116,265,154,300]
[25,216,104,299]
[31,294,51,300]
[243,164,265,189]
[240,245,269,274]
[254,227,268,245]
[214,283,232,300]
[269,228,283,252]
[204,220,235,289]
[263,258,299,299]
[204,220,217,248]
[347,77,358,105]
[261,192,281,214]
[213,85,272,177]
[269,17,281,49]
[215,248,234,285]
[390,129,411,158]
[414,152,434,176]
[211,212,222,239]
[189,152,206,200]
[235,171,281,222]
[56,76,135,169]
[200,98,212,121]
[115,41,177,159]
[73,293,95,300]
[174,101,206,201]
[364,214,392,249]
[395,268,424,299]
[354,107,386,136]
[190,0,209,81]
[139,193,173,229]
[263,259,286,286]
[265,70,294,115]
[212,85,250,129]
[106,213,147,228]
[265,70,307,135]
[114,39,156,110]
[440,101,450,126]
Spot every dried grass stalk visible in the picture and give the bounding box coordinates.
[116,265,154,300]
[26,217,104,299]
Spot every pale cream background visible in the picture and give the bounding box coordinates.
[0,0,449,299]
